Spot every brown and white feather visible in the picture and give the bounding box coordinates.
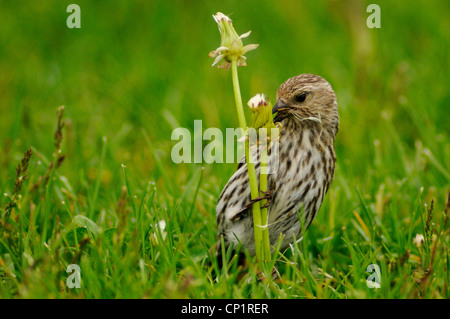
[216,74,339,256]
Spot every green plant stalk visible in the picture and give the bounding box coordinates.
[42,154,58,242]
[230,59,264,263]
[89,136,107,218]
[259,142,271,263]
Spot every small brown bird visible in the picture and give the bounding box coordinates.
[216,73,339,259]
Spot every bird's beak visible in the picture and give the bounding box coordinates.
[272,98,290,114]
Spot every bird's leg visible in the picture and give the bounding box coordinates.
[247,180,276,209]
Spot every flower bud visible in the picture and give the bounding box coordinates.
[248,94,275,130]
[246,93,281,149]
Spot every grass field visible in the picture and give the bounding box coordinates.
[0,1,449,299]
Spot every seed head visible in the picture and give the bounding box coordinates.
[209,12,259,69]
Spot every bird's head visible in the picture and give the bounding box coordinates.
[273,74,339,134]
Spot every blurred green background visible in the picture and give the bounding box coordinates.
[0,0,449,299]
[1,0,448,195]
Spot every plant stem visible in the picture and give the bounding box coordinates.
[230,59,263,263]
[42,153,58,242]
[231,60,248,133]
[259,140,271,263]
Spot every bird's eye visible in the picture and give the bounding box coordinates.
[294,92,307,103]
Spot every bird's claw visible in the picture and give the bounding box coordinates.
[230,184,275,221]
[245,189,273,210]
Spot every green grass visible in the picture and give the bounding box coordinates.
[0,0,449,298]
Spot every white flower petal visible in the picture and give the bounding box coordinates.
[239,30,252,39]
[213,12,231,24]
[247,93,267,109]
[241,43,259,55]
[211,54,224,66]
[209,46,229,58]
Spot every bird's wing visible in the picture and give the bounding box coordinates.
[236,154,246,170]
